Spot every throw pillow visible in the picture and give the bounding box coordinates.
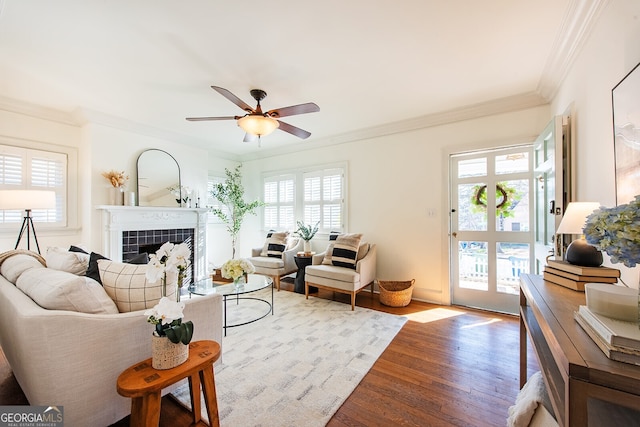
[46,246,90,275]
[86,252,109,284]
[331,233,363,269]
[260,231,289,258]
[0,254,46,283]
[125,252,149,265]
[16,268,118,314]
[69,245,89,254]
[98,260,177,312]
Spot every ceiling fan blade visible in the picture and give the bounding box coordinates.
[277,120,312,139]
[267,102,320,118]
[185,116,237,121]
[243,133,258,143]
[211,86,255,113]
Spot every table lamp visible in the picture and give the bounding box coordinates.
[556,202,602,267]
[0,190,56,254]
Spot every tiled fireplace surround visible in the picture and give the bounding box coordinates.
[97,206,208,281]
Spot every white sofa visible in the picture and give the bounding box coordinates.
[0,252,223,427]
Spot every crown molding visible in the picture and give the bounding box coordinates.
[0,95,81,126]
[240,91,548,161]
[537,0,610,100]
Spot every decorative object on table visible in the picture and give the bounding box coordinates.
[167,184,191,207]
[612,61,640,205]
[146,241,191,301]
[221,258,255,289]
[209,165,264,259]
[583,195,640,329]
[0,190,56,254]
[102,169,129,205]
[585,282,636,322]
[294,220,320,254]
[543,259,619,291]
[556,202,602,267]
[145,297,194,369]
[377,279,415,307]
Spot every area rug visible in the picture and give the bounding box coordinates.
[173,289,407,426]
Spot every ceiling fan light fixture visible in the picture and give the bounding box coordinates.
[237,115,279,137]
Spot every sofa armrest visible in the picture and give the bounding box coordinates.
[312,251,326,265]
[356,244,377,286]
[282,238,303,272]
[251,247,263,257]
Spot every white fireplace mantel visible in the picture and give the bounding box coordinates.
[96,205,208,279]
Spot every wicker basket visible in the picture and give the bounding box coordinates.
[378,279,415,307]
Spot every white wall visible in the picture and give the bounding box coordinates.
[550,0,640,286]
[241,105,550,303]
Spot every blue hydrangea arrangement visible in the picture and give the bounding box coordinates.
[583,195,640,268]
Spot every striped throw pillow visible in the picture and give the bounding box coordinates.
[263,231,289,258]
[331,233,363,269]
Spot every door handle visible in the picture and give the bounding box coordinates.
[549,200,555,214]
[452,232,457,238]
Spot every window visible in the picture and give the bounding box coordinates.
[206,174,227,224]
[263,174,295,230]
[303,168,344,233]
[262,164,346,233]
[0,144,67,227]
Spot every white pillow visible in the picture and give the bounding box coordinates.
[16,268,118,314]
[0,254,46,283]
[98,260,177,313]
[260,231,289,258]
[46,247,90,275]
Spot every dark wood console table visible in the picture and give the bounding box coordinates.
[520,274,640,426]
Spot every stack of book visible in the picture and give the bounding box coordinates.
[574,305,640,366]
[543,260,620,291]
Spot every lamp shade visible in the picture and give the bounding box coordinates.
[556,202,601,234]
[237,115,279,137]
[0,190,56,210]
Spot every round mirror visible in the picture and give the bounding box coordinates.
[136,149,181,207]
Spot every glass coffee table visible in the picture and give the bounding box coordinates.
[188,274,274,336]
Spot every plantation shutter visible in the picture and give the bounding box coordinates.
[263,174,295,230]
[303,168,344,233]
[0,145,67,226]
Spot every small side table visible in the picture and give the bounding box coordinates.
[117,340,221,427]
[294,253,317,294]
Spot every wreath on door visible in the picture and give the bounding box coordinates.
[470,183,519,218]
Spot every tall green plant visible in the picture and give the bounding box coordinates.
[209,165,264,259]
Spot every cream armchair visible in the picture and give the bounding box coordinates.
[305,243,376,310]
[248,238,303,291]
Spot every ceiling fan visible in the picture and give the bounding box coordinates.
[186,86,320,142]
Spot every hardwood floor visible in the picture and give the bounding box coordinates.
[0,277,539,426]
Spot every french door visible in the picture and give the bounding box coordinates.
[450,146,534,314]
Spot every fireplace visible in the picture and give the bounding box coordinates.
[97,206,208,281]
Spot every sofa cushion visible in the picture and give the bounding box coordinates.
[16,268,118,314]
[331,233,363,269]
[260,231,289,258]
[45,246,90,275]
[0,253,46,283]
[306,264,360,284]
[98,260,177,312]
[250,256,285,270]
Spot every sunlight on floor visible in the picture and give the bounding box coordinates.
[406,307,465,323]
[460,318,503,329]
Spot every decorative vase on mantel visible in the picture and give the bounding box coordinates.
[151,334,188,370]
[109,187,124,205]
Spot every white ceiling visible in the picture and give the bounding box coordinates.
[0,0,590,159]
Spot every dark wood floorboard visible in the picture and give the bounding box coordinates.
[0,276,538,426]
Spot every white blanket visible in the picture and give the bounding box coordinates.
[507,371,548,427]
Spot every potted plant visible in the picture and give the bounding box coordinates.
[209,165,264,259]
[294,220,320,254]
[145,297,194,369]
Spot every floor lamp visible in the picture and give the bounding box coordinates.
[0,190,56,254]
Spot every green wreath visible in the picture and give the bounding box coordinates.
[470,183,519,218]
